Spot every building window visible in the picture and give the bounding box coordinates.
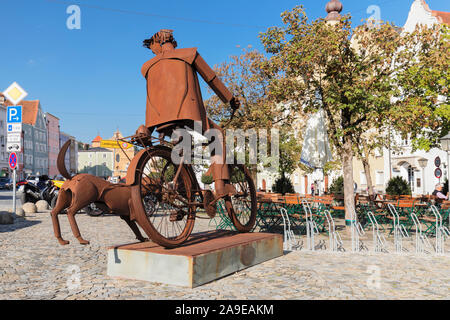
[376,171,384,185]
[360,172,367,185]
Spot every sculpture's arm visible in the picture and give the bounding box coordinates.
[194,53,233,104]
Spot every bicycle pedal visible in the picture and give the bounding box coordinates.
[202,190,217,218]
[169,210,186,222]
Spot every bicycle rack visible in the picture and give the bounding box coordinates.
[302,199,321,251]
[280,208,302,251]
[367,211,387,253]
[430,205,450,255]
[410,212,433,254]
[324,210,345,252]
[350,208,367,252]
[387,203,409,253]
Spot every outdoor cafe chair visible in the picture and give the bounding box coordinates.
[283,195,306,234]
[209,199,237,231]
[421,203,450,236]
[255,195,284,232]
[357,203,386,231]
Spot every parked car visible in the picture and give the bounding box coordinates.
[0,178,13,190]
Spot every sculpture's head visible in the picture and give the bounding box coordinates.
[143,29,177,54]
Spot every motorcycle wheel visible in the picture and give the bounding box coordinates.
[50,196,57,209]
[84,203,104,217]
[19,192,26,205]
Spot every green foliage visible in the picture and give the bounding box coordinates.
[201,173,214,185]
[329,176,344,195]
[272,175,295,195]
[385,176,411,196]
[230,166,246,184]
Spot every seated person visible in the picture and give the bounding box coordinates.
[432,183,448,200]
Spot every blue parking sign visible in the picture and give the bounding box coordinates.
[7,106,22,123]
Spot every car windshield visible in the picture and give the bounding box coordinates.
[0,178,8,182]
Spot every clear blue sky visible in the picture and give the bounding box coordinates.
[1,0,449,143]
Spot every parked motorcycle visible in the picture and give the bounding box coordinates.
[17,176,51,204]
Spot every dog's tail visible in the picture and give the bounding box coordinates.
[57,140,72,180]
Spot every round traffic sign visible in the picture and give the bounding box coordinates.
[435,156,441,167]
[435,168,442,179]
[9,152,17,170]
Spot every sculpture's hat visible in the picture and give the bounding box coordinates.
[144,29,177,48]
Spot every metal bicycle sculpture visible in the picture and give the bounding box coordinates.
[121,132,257,249]
[117,29,257,248]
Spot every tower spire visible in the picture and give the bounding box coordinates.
[325,0,343,22]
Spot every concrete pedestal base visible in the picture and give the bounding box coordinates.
[107,231,283,288]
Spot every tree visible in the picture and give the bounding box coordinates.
[272,175,295,195]
[385,176,411,196]
[204,49,303,183]
[329,176,344,195]
[259,6,446,227]
[205,48,287,131]
[260,7,404,226]
[391,24,449,151]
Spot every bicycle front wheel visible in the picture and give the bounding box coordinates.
[225,164,257,232]
[134,146,196,248]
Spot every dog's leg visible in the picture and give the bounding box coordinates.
[51,189,71,245]
[66,205,90,245]
[120,215,148,242]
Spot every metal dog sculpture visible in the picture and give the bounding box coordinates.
[51,141,148,245]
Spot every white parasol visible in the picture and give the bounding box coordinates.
[300,109,333,169]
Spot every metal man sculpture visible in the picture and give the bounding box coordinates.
[141,29,240,200]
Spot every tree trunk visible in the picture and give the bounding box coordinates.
[342,135,356,232]
[362,143,375,199]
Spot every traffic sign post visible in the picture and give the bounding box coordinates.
[6,106,23,152]
[9,153,18,214]
[3,82,26,213]
[7,105,22,214]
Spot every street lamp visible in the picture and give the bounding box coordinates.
[418,158,428,195]
[440,133,450,192]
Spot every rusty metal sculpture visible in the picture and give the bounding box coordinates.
[52,29,257,248]
[51,141,148,245]
[141,29,240,198]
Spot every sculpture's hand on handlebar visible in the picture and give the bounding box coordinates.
[230,97,240,110]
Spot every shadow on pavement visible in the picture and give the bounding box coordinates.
[0,219,41,233]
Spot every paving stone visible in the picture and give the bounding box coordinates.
[1,212,449,299]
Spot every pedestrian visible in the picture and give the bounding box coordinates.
[311,182,315,196]
[432,183,448,200]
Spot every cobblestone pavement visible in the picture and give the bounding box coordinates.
[1,211,449,300]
